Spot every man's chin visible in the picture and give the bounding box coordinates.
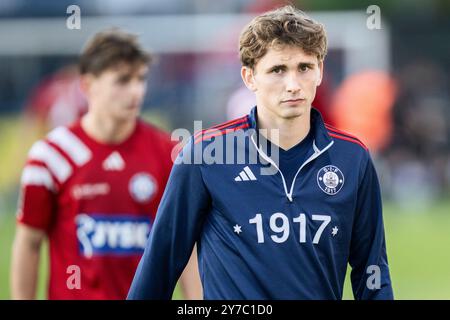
[115,109,140,122]
[279,105,309,119]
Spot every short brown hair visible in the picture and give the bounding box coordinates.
[239,5,327,69]
[79,29,151,75]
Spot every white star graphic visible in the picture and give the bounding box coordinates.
[331,226,339,237]
[233,224,242,235]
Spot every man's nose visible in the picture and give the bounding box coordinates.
[130,81,145,98]
[285,72,302,93]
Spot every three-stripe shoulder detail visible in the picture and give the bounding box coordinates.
[23,126,92,189]
[194,116,249,144]
[325,124,368,151]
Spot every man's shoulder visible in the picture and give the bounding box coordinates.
[26,124,92,186]
[172,115,253,173]
[136,118,174,146]
[325,123,369,155]
[323,124,374,180]
[192,115,250,146]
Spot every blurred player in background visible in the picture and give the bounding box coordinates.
[10,30,202,300]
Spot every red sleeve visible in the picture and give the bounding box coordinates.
[17,151,58,232]
[17,184,56,232]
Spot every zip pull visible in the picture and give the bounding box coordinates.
[250,135,291,201]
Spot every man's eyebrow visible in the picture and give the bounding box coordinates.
[117,69,148,78]
[298,62,315,66]
[266,61,316,71]
[266,64,287,71]
[117,73,132,79]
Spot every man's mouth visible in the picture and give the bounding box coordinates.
[125,103,139,109]
[281,98,306,104]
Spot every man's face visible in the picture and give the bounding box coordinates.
[241,45,323,120]
[83,63,148,121]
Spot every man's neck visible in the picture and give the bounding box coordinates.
[257,107,311,151]
[81,111,137,144]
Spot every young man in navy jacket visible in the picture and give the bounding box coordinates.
[128,5,393,300]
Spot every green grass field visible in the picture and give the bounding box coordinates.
[1,200,450,300]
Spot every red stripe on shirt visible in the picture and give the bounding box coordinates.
[24,159,61,189]
[325,124,366,144]
[328,132,368,150]
[194,116,248,140]
[194,123,250,144]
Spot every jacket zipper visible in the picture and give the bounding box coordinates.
[250,135,333,202]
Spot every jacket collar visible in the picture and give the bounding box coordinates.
[247,106,333,152]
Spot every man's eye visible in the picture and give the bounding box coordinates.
[299,65,311,72]
[117,77,129,84]
[272,67,283,74]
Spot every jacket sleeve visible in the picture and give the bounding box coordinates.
[349,153,394,300]
[127,140,211,299]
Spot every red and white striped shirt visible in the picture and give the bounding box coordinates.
[18,119,175,299]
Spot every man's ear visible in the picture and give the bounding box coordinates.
[79,73,93,95]
[316,60,324,86]
[241,66,257,92]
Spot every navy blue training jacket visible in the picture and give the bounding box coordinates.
[127,107,393,300]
